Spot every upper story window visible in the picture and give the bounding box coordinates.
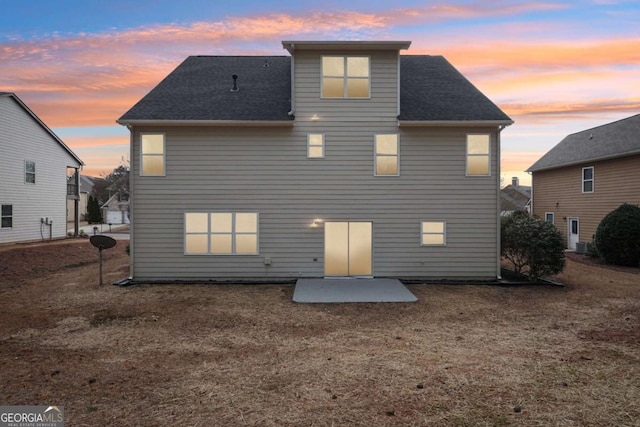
[307,133,325,158]
[1,204,12,228]
[185,212,259,255]
[582,166,594,193]
[141,133,165,176]
[25,161,35,184]
[322,56,370,99]
[466,134,491,176]
[375,134,399,176]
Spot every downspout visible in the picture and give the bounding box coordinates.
[528,171,533,215]
[287,44,295,117]
[127,124,134,280]
[74,168,80,237]
[496,124,508,280]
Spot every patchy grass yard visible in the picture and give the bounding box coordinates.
[0,239,638,426]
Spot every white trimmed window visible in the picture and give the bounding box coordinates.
[421,221,446,246]
[307,133,325,158]
[375,134,399,176]
[1,204,12,228]
[25,161,35,184]
[582,167,594,193]
[141,133,165,176]
[545,212,554,224]
[185,212,258,255]
[322,56,370,98]
[466,134,490,176]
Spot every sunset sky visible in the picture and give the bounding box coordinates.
[1,0,638,185]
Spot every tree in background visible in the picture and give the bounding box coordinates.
[595,203,640,267]
[93,158,130,204]
[87,195,103,224]
[501,210,565,280]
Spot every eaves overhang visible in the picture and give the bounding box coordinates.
[398,120,514,128]
[116,119,295,127]
[282,40,411,54]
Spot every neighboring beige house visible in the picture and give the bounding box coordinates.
[101,193,130,225]
[66,174,102,222]
[527,114,640,250]
[0,92,83,243]
[117,40,512,282]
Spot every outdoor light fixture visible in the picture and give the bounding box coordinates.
[311,114,320,121]
[310,218,324,228]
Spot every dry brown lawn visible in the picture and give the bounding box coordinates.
[0,239,638,426]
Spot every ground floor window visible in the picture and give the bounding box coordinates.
[1,204,12,228]
[185,212,258,255]
[421,221,446,246]
[545,212,554,224]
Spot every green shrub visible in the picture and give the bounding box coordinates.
[501,211,566,280]
[594,203,640,267]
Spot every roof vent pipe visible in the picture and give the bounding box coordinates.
[231,74,239,92]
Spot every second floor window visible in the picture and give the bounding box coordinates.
[25,161,35,184]
[322,56,370,98]
[582,166,594,193]
[466,134,490,176]
[375,134,399,176]
[141,133,165,176]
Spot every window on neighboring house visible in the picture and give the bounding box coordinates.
[307,133,325,158]
[582,167,594,193]
[25,161,35,183]
[545,212,554,224]
[466,134,491,176]
[141,133,165,176]
[322,56,370,98]
[421,221,446,246]
[185,212,258,255]
[1,204,12,228]
[375,134,399,176]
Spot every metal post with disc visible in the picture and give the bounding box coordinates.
[90,235,117,286]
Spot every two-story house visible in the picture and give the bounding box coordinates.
[527,114,640,250]
[117,41,512,282]
[1,92,83,244]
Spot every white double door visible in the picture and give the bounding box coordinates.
[324,221,372,277]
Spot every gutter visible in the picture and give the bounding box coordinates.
[116,119,294,127]
[398,120,514,128]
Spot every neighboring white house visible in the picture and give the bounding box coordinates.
[117,40,512,282]
[0,92,83,244]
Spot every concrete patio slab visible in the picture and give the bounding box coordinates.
[293,278,417,303]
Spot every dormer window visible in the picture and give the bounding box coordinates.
[321,56,370,98]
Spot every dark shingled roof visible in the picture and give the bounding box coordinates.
[119,56,293,122]
[527,114,640,172]
[119,54,511,123]
[398,56,511,122]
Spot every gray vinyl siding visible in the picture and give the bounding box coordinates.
[0,96,81,244]
[130,126,499,280]
[129,48,499,280]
